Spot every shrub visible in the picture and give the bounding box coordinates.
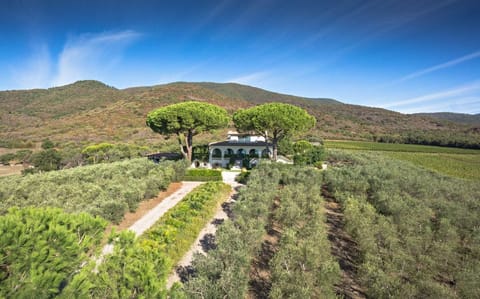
[0,159,187,223]
[0,153,15,165]
[293,144,325,166]
[323,150,480,298]
[98,200,129,224]
[64,182,231,298]
[0,208,106,298]
[183,169,222,181]
[31,149,62,172]
[41,138,55,149]
[235,171,250,184]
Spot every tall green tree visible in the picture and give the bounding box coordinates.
[146,101,230,162]
[31,148,62,171]
[233,103,316,160]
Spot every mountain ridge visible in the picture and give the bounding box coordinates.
[0,80,478,148]
[414,112,480,125]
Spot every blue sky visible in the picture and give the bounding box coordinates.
[1,0,479,114]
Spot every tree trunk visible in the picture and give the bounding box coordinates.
[185,130,193,162]
[272,136,278,161]
[177,134,188,160]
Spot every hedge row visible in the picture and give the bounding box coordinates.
[182,169,222,181]
[0,208,107,298]
[324,150,480,298]
[0,159,187,223]
[143,181,231,265]
[62,181,231,298]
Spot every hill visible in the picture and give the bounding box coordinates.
[0,80,479,149]
[414,112,480,125]
[190,82,341,105]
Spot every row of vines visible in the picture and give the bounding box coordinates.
[324,150,480,298]
[0,158,187,223]
[174,164,340,298]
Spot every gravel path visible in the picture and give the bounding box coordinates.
[128,181,202,237]
[95,181,203,266]
[166,171,241,288]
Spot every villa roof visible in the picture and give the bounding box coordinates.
[227,130,259,136]
[209,141,272,147]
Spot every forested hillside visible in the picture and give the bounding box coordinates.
[1,80,478,149]
[414,112,480,126]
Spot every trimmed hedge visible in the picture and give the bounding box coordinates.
[144,181,231,265]
[183,168,222,181]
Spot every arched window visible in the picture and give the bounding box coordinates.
[212,148,222,158]
[237,148,245,157]
[249,149,257,157]
[261,149,270,158]
[224,148,234,157]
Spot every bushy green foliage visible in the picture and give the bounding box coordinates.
[0,159,185,223]
[146,101,230,161]
[181,165,339,298]
[183,168,222,181]
[41,138,55,149]
[64,182,231,298]
[81,142,150,164]
[270,169,340,298]
[324,150,480,298]
[144,182,231,264]
[293,144,325,167]
[30,148,62,172]
[0,153,16,165]
[233,103,316,160]
[277,138,294,156]
[62,231,171,299]
[235,171,250,184]
[0,208,106,298]
[183,165,281,298]
[14,149,33,162]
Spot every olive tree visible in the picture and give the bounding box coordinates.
[146,101,230,162]
[232,103,316,160]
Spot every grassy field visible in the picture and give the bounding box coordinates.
[325,140,480,154]
[326,140,480,180]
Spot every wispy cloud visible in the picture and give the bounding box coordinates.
[384,80,480,109]
[10,30,142,89]
[52,30,142,86]
[11,43,52,89]
[394,50,480,83]
[227,71,270,85]
[400,97,480,114]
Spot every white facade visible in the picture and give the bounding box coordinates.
[208,132,272,168]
